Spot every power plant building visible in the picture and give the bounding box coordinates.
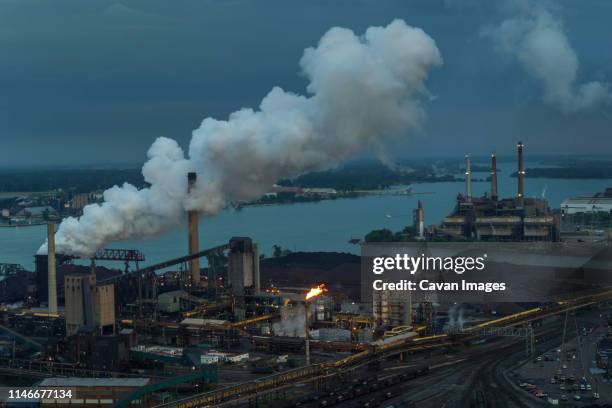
[440,142,559,241]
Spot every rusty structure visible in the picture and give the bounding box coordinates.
[440,142,560,241]
[187,172,201,288]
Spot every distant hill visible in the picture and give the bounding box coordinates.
[0,168,146,193]
[511,160,612,179]
[261,251,361,299]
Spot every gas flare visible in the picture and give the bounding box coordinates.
[305,284,327,301]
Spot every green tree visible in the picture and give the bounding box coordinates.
[364,228,395,242]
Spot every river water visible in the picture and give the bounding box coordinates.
[1,161,611,271]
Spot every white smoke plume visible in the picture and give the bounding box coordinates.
[273,305,307,337]
[39,19,442,257]
[447,303,465,332]
[484,1,611,113]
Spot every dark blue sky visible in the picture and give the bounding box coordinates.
[1,0,611,166]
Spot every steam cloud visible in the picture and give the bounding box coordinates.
[39,19,442,257]
[273,305,307,337]
[447,304,465,332]
[484,2,611,113]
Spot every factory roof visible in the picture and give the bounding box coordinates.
[562,197,612,205]
[39,377,150,387]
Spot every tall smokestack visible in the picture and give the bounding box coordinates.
[253,243,261,294]
[417,200,425,240]
[304,301,311,366]
[187,172,201,287]
[47,223,57,314]
[465,154,472,203]
[491,153,498,201]
[517,141,525,207]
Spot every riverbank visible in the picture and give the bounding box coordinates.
[2,161,612,271]
[0,221,48,228]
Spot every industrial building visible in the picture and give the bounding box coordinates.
[6,159,609,408]
[440,142,560,241]
[64,263,115,336]
[373,290,412,328]
[374,142,560,329]
[561,188,612,214]
[157,290,207,314]
[228,237,255,296]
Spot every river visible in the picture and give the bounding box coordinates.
[1,160,611,271]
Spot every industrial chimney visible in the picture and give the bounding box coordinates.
[491,153,498,201]
[417,200,425,239]
[47,223,57,314]
[517,141,525,207]
[253,243,261,294]
[187,172,201,287]
[465,154,472,203]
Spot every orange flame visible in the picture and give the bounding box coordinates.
[305,284,327,300]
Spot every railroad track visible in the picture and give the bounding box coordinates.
[152,289,612,408]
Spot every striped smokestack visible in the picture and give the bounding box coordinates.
[517,141,525,207]
[47,223,57,314]
[187,172,201,287]
[491,153,498,201]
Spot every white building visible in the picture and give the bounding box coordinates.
[561,197,612,214]
[200,351,249,364]
[200,355,220,364]
[226,353,249,363]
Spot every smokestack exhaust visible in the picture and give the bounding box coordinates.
[47,223,57,314]
[517,141,525,207]
[187,172,201,287]
[37,21,443,259]
[465,154,472,203]
[491,153,498,201]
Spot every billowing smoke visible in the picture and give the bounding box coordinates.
[447,304,465,332]
[273,305,307,337]
[39,19,442,257]
[484,1,611,113]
